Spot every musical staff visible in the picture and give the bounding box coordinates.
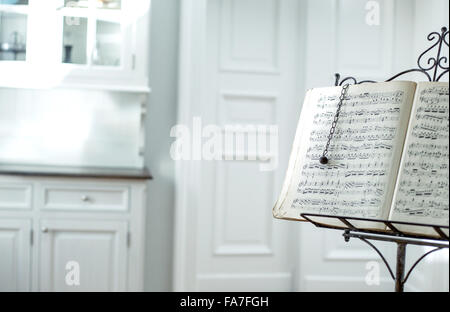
[392,85,449,224]
[289,88,409,218]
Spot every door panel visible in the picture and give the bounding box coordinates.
[0,219,31,292]
[39,219,128,292]
[0,183,32,210]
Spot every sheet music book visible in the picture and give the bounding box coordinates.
[273,81,449,237]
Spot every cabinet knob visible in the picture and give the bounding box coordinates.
[81,195,90,202]
[41,227,49,233]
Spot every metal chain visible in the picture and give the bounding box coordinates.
[320,84,350,164]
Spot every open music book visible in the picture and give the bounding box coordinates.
[273,81,449,237]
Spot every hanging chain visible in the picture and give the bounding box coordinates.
[319,84,350,165]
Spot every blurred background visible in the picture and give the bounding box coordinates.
[0,0,448,292]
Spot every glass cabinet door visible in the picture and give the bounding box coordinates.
[59,0,124,68]
[0,0,29,61]
[94,19,121,66]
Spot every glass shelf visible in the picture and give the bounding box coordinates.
[62,0,121,10]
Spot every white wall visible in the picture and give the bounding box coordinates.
[0,88,144,167]
[143,0,180,292]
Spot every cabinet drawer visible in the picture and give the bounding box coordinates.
[42,185,129,212]
[0,184,32,210]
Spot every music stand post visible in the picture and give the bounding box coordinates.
[299,27,449,292]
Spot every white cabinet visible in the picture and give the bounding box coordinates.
[0,175,147,292]
[0,219,31,292]
[39,219,128,292]
[0,0,150,92]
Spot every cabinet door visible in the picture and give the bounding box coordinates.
[0,0,31,87]
[54,0,150,91]
[0,1,30,62]
[39,219,128,292]
[0,219,31,292]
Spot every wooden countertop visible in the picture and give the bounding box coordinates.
[0,164,153,180]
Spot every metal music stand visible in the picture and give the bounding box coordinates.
[301,27,449,292]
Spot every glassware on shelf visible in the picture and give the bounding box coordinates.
[58,0,123,66]
[96,0,121,10]
[62,16,88,64]
[0,0,29,5]
[0,12,27,61]
[63,0,89,9]
[61,0,121,10]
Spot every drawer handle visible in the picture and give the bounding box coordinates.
[81,195,90,202]
[41,227,49,233]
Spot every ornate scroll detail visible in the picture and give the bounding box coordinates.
[335,27,449,86]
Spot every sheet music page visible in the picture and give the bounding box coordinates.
[389,82,449,236]
[273,82,416,229]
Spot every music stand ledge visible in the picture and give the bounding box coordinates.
[301,213,449,292]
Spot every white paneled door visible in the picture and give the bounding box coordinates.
[175,0,449,292]
[175,0,302,292]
